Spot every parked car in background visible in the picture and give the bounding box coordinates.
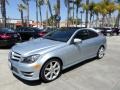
[0,28,21,47]
[104,27,113,36]
[16,27,54,41]
[94,27,113,36]
[16,27,43,41]
[112,28,120,36]
[9,28,106,82]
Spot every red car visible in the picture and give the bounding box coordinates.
[0,28,21,47]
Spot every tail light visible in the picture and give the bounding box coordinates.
[38,32,46,37]
[0,34,11,39]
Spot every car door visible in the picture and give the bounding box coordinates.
[65,29,99,66]
[63,30,90,66]
[73,29,99,60]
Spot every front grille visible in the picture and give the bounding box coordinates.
[11,52,22,62]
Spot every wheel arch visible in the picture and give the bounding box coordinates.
[39,56,63,80]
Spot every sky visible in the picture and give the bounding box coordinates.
[0,0,107,22]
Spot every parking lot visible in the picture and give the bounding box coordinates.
[0,36,120,90]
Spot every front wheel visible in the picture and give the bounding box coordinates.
[97,46,105,59]
[40,59,62,82]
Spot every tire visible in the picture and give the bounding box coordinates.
[97,46,105,59]
[40,59,62,82]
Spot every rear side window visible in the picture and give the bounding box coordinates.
[74,30,89,40]
[88,30,98,38]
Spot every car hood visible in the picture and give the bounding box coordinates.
[12,38,65,56]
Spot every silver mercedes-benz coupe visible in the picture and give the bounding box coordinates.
[8,28,106,82]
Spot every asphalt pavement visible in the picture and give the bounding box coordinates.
[0,36,120,90]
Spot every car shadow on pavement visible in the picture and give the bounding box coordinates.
[13,74,42,86]
[62,57,97,74]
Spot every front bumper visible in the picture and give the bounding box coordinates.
[9,59,41,81]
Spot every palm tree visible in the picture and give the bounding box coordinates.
[37,0,44,26]
[99,0,109,27]
[64,0,70,27]
[93,3,101,27]
[56,0,60,27]
[115,3,120,27]
[22,0,30,27]
[85,0,89,28]
[72,0,75,25]
[35,0,39,27]
[80,10,84,27]
[0,0,8,27]
[18,3,26,26]
[88,1,95,27]
[82,2,89,27]
[75,0,82,27]
[106,1,116,27]
[44,0,53,26]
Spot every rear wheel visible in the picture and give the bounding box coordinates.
[97,46,105,59]
[40,59,62,82]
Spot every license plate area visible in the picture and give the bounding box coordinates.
[11,65,19,74]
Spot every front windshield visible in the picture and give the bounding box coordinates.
[44,29,75,42]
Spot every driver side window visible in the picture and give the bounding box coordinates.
[74,30,89,40]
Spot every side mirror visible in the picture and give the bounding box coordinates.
[73,38,82,44]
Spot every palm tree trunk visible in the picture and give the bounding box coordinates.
[26,1,29,27]
[47,0,54,27]
[21,10,24,26]
[76,7,78,27]
[57,0,60,27]
[67,0,70,27]
[36,0,38,27]
[85,0,89,28]
[89,12,92,27]
[73,0,75,25]
[92,13,94,27]
[1,0,7,28]
[114,12,120,28]
[39,6,42,26]
[46,5,48,26]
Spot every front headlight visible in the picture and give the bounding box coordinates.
[22,54,40,63]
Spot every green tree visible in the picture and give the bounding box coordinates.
[75,0,82,27]
[93,3,101,27]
